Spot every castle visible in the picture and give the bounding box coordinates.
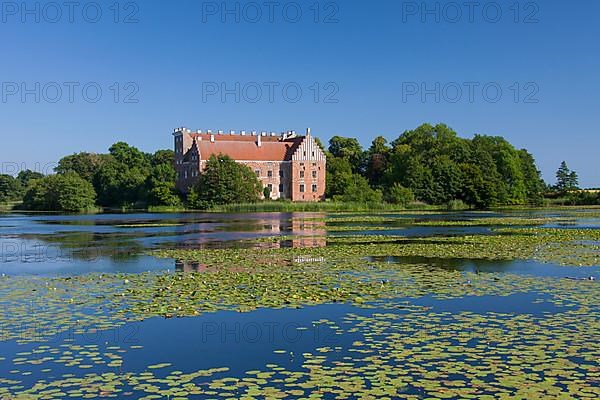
[173,127,326,201]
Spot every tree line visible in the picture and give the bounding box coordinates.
[322,123,594,208]
[0,123,596,212]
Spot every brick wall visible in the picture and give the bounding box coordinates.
[174,130,326,201]
[291,160,326,201]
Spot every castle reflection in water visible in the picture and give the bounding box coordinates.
[176,216,326,273]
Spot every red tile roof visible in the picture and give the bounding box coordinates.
[194,135,304,161]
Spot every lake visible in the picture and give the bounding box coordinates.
[0,209,598,399]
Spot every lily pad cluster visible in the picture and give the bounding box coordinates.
[2,306,598,399]
[157,227,600,267]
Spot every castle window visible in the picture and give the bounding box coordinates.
[279,184,284,193]
[300,171,305,178]
[312,152,315,157]
[312,171,317,179]
[312,163,317,167]
[184,171,188,179]
[267,170,273,178]
[255,170,260,177]
[312,184,318,193]
[300,184,305,193]
[279,170,284,178]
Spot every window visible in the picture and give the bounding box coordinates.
[268,184,273,192]
[312,171,317,179]
[312,152,315,157]
[267,170,273,178]
[300,184,305,193]
[184,171,188,179]
[312,163,317,167]
[300,171,305,178]
[279,170,284,178]
[279,184,284,193]
[312,184,318,193]
[255,170,260,177]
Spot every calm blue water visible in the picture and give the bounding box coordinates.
[0,210,598,398]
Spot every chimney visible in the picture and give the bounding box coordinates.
[210,134,215,143]
[257,134,262,147]
[241,130,246,136]
[306,127,311,136]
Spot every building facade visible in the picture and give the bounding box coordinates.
[173,127,326,201]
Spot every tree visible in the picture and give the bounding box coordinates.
[385,183,414,207]
[94,156,143,206]
[568,171,579,190]
[326,157,354,198]
[328,136,366,174]
[556,161,579,192]
[0,174,22,203]
[380,124,543,208]
[17,170,44,187]
[55,152,106,182]
[518,150,545,204]
[148,183,182,207]
[263,186,272,200]
[146,150,181,207]
[333,174,383,203]
[22,172,97,212]
[366,136,390,187]
[188,155,262,209]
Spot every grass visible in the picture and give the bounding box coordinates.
[149,201,443,213]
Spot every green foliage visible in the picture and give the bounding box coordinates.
[94,155,147,207]
[263,186,272,200]
[22,172,97,212]
[206,201,421,213]
[54,144,179,209]
[555,161,579,192]
[325,123,546,209]
[94,143,151,207]
[55,152,106,182]
[552,191,600,206]
[187,155,262,209]
[16,170,43,187]
[385,183,414,206]
[326,157,354,198]
[148,182,182,207]
[366,136,390,187]
[382,124,544,208]
[328,136,366,174]
[0,174,22,203]
[146,150,181,207]
[333,174,383,203]
[445,199,469,211]
[518,150,545,203]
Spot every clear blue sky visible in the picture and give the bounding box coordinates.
[1,0,599,187]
